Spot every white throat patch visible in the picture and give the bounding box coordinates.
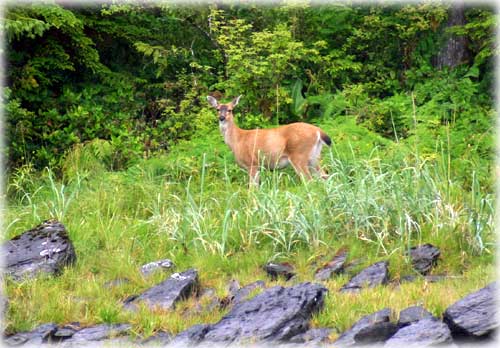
[219,121,230,144]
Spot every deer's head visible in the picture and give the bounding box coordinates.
[207,95,241,123]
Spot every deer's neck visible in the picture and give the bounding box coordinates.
[219,119,241,150]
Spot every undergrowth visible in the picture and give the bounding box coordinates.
[2,116,495,338]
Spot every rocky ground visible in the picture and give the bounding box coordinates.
[2,221,497,347]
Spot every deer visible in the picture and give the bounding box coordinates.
[207,95,331,185]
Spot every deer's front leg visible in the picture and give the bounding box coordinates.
[248,165,260,187]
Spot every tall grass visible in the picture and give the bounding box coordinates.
[3,132,495,335]
[5,141,494,259]
[123,141,494,261]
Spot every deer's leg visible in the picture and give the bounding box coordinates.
[248,166,260,187]
[306,139,329,179]
[311,162,329,180]
[290,156,312,181]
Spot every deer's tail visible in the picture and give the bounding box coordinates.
[320,130,332,146]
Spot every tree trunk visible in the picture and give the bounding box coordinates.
[434,1,469,69]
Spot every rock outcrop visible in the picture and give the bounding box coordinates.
[333,308,392,347]
[172,282,327,346]
[397,305,435,328]
[384,318,453,347]
[443,282,497,339]
[314,247,348,281]
[340,261,389,293]
[4,323,58,346]
[409,244,440,275]
[3,323,131,347]
[264,262,295,281]
[2,220,76,281]
[123,268,199,311]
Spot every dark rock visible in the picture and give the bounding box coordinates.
[288,327,332,344]
[354,321,399,344]
[123,268,198,311]
[231,280,266,306]
[67,323,131,342]
[140,330,172,346]
[52,323,81,341]
[398,306,434,328]
[3,323,57,346]
[264,262,295,281]
[409,244,440,275]
[140,259,175,276]
[168,324,211,347]
[221,280,266,309]
[384,318,453,347]
[333,308,392,347]
[103,278,130,289]
[314,247,348,281]
[443,282,497,339]
[2,220,76,281]
[178,282,327,345]
[340,261,389,293]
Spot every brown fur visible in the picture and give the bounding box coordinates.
[207,95,331,185]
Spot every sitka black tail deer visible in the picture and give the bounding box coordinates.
[207,95,331,185]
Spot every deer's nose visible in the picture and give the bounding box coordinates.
[219,115,226,121]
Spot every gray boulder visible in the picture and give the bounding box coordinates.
[398,305,434,328]
[385,318,453,347]
[353,322,399,345]
[409,244,440,275]
[2,220,76,281]
[173,282,327,345]
[65,323,131,342]
[333,308,392,347]
[340,261,389,293]
[230,280,266,307]
[168,324,211,347]
[3,323,57,346]
[314,247,348,281]
[123,268,198,311]
[443,282,497,338]
[264,262,295,281]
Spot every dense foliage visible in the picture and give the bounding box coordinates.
[3,0,496,188]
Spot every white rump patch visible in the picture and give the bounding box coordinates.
[309,131,323,166]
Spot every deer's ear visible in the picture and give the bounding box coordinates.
[207,96,219,108]
[231,95,242,107]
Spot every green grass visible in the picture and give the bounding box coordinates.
[3,116,495,339]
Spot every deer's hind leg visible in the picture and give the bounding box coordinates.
[289,155,313,181]
[308,138,328,179]
[311,162,328,180]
